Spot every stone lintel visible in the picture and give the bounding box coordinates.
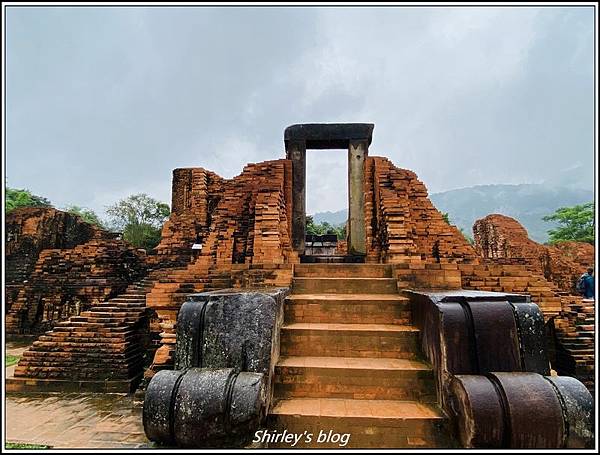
[284,123,374,149]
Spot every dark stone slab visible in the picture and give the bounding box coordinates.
[143,368,267,448]
[284,123,374,149]
[449,375,504,448]
[176,288,287,375]
[545,376,594,448]
[424,289,529,305]
[510,302,550,375]
[489,372,564,448]
[406,290,545,410]
[143,369,185,445]
[437,302,474,375]
[469,301,521,372]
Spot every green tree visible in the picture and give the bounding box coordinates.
[543,202,594,245]
[306,216,346,240]
[6,187,52,213]
[442,212,450,224]
[64,205,105,228]
[106,194,170,250]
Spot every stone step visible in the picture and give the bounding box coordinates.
[274,356,435,402]
[15,359,144,373]
[35,334,136,343]
[52,325,132,334]
[82,311,139,318]
[44,329,130,338]
[268,398,449,448]
[29,340,135,352]
[110,297,146,303]
[294,264,393,278]
[293,278,398,295]
[280,323,419,359]
[53,321,134,329]
[21,349,142,360]
[93,303,146,310]
[69,316,140,324]
[285,294,410,325]
[14,365,142,380]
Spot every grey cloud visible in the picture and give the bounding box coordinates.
[6,6,594,218]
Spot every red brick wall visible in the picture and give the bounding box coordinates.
[365,156,477,264]
[473,214,594,294]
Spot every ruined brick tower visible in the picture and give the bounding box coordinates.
[8,124,594,449]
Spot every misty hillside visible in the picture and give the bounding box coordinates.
[312,210,348,226]
[311,184,594,243]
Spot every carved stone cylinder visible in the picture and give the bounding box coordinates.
[143,368,266,448]
[448,372,594,449]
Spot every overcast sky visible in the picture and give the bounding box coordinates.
[5,6,595,216]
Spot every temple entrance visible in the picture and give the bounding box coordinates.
[284,123,374,262]
[305,150,347,262]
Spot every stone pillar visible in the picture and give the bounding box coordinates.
[286,141,306,253]
[348,140,367,255]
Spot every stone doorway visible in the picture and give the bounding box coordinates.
[284,123,374,261]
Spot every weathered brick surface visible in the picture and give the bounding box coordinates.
[145,159,298,372]
[552,297,595,393]
[458,262,564,317]
[471,214,595,393]
[9,153,594,399]
[473,214,594,293]
[5,239,147,334]
[365,157,477,265]
[10,275,157,391]
[152,168,224,266]
[5,207,111,312]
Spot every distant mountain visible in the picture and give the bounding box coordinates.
[311,183,594,243]
[430,184,594,243]
[311,209,348,226]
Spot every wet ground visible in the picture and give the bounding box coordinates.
[5,340,151,449]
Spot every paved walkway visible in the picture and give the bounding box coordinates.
[6,340,151,449]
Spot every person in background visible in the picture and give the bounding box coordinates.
[578,267,595,299]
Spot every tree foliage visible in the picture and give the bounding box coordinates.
[306,215,346,240]
[64,205,105,228]
[543,202,595,245]
[106,193,170,250]
[6,187,52,213]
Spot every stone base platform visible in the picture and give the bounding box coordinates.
[6,374,143,394]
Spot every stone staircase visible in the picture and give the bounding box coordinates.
[267,263,452,449]
[8,276,158,393]
[553,298,595,394]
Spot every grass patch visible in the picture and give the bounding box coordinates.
[6,354,20,367]
[5,442,49,449]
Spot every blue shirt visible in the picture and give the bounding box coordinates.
[582,273,595,299]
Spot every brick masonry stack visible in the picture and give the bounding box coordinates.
[145,159,298,373]
[458,263,564,317]
[152,168,224,267]
[8,275,158,393]
[470,214,595,392]
[473,214,594,293]
[361,158,590,318]
[5,240,147,335]
[5,207,111,313]
[552,297,595,393]
[365,157,477,266]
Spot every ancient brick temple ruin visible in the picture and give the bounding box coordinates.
[473,214,595,392]
[6,124,594,448]
[5,207,147,334]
